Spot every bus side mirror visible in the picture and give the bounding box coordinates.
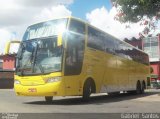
[5,40,21,55]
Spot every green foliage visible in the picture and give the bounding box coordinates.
[111,0,160,22]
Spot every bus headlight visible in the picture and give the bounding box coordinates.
[14,80,21,84]
[46,77,61,83]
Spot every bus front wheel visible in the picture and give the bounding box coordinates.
[82,80,92,101]
[45,96,53,103]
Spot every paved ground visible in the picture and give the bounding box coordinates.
[0,89,160,113]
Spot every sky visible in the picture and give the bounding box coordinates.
[0,0,151,54]
[69,0,112,19]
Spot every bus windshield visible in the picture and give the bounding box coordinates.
[23,18,67,41]
[16,37,62,76]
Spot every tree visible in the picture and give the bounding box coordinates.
[111,0,160,23]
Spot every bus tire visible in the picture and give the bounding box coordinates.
[136,81,141,94]
[82,80,92,101]
[141,81,145,94]
[45,96,53,103]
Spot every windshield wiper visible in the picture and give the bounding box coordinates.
[31,42,38,73]
[31,43,45,74]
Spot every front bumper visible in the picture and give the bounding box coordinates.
[14,81,65,96]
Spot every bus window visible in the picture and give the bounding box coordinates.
[69,19,85,34]
[88,26,104,51]
[104,35,115,54]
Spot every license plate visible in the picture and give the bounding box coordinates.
[28,88,37,92]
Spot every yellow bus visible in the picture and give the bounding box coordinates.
[7,17,150,102]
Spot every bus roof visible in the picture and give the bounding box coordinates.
[27,16,148,56]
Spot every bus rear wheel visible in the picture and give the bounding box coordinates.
[45,96,53,103]
[82,80,92,101]
[141,82,145,94]
[136,81,141,94]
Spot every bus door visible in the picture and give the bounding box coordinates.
[64,32,85,95]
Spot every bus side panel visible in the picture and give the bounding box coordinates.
[64,76,79,96]
[85,49,106,93]
[101,53,118,93]
[136,63,150,87]
[128,61,150,91]
[128,61,137,90]
[116,56,130,91]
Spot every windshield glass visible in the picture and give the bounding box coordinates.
[16,37,62,76]
[23,18,67,41]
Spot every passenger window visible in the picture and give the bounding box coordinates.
[88,26,104,51]
[69,19,85,34]
[104,36,115,54]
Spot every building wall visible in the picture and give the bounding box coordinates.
[151,63,159,75]
[151,62,160,80]
[1,55,15,70]
[124,39,142,50]
[0,71,14,89]
[0,60,3,69]
[0,55,15,89]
